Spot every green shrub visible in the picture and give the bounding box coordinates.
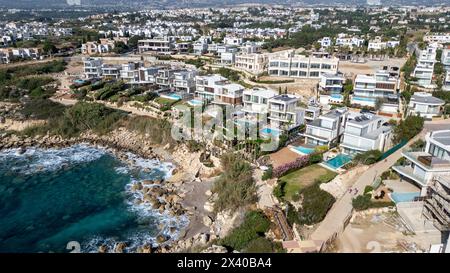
[364,185,374,195]
[286,203,300,226]
[298,183,336,225]
[308,153,323,164]
[244,237,276,253]
[220,210,271,251]
[273,180,286,201]
[21,99,66,119]
[213,153,258,212]
[352,194,372,211]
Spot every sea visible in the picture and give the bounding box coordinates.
[0,144,188,253]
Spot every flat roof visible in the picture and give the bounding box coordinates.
[411,93,445,105]
[431,130,450,146]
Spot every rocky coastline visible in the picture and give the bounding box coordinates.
[0,128,234,253]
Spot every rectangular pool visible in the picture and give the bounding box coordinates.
[323,154,352,170]
[390,192,420,203]
[187,99,203,106]
[161,93,182,100]
[290,146,315,155]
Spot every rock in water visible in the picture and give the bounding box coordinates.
[156,234,168,244]
[98,245,108,253]
[114,242,127,253]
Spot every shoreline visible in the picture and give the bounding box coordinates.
[0,130,216,253]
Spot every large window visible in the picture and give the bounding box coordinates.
[428,144,449,160]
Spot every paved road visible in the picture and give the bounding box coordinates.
[310,123,440,247]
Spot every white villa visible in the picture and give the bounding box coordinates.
[351,68,400,113]
[303,107,349,147]
[413,46,437,88]
[393,130,450,192]
[318,73,345,105]
[267,94,305,131]
[341,113,393,155]
[408,92,445,119]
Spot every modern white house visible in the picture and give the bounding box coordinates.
[413,46,437,88]
[319,37,332,48]
[444,71,450,91]
[242,87,277,117]
[83,57,103,79]
[393,130,450,191]
[424,33,450,45]
[351,68,400,113]
[195,74,228,102]
[408,92,445,119]
[441,46,450,70]
[318,73,346,105]
[267,94,305,131]
[335,34,365,48]
[423,175,450,232]
[212,82,245,106]
[340,113,393,155]
[173,70,197,94]
[138,37,175,54]
[268,51,339,79]
[303,107,349,147]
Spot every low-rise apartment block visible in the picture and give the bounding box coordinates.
[234,53,268,74]
[138,37,175,55]
[268,51,339,79]
[414,46,437,88]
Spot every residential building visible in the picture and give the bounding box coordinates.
[408,92,445,119]
[101,64,121,79]
[335,34,365,48]
[220,51,236,65]
[223,37,243,46]
[424,33,450,45]
[173,70,197,94]
[393,130,450,190]
[303,104,321,124]
[83,57,103,79]
[441,47,450,70]
[303,108,349,147]
[242,87,277,116]
[138,37,175,54]
[120,62,144,83]
[368,38,400,51]
[340,113,393,155]
[195,74,228,102]
[318,73,345,105]
[268,51,339,79]
[319,37,332,48]
[213,82,245,106]
[444,71,450,91]
[351,68,400,113]
[413,46,437,88]
[268,94,305,131]
[234,53,268,74]
[81,39,115,55]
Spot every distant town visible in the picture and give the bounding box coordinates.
[0,3,450,255]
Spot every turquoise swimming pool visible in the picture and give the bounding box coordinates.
[161,93,182,100]
[291,146,315,155]
[188,99,203,106]
[323,154,352,170]
[261,128,280,137]
[352,96,376,102]
[390,192,420,203]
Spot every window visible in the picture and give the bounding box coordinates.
[299,63,308,68]
[311,63,320,69]
[280,62,289,68]
[290,71,298,76]
[291,62,299,68]
[309,71,320,77]
[298,71,307,77]
[321,64,331,69]
[270,62,279,67]
[262,98,267,104]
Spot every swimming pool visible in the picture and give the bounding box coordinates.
[290,146,315,155]
[323,154,352,170]
[73,79,86,85]
[352,96,376,102]
[390,192,420,203]
[187,99,203,106]
[260,128,281,137]
[161,93,182,100]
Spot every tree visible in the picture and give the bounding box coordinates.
[392,115,424,144]
[43,40,57,55]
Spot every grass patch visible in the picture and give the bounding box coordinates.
[279,164,336,201]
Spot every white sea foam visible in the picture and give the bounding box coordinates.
[0,144,106,175]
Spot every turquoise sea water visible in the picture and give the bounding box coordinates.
[0,145,187,253]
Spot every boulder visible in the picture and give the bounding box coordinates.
[156,234,169,244]
[98,245,108,253]
[114,242,127,253]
